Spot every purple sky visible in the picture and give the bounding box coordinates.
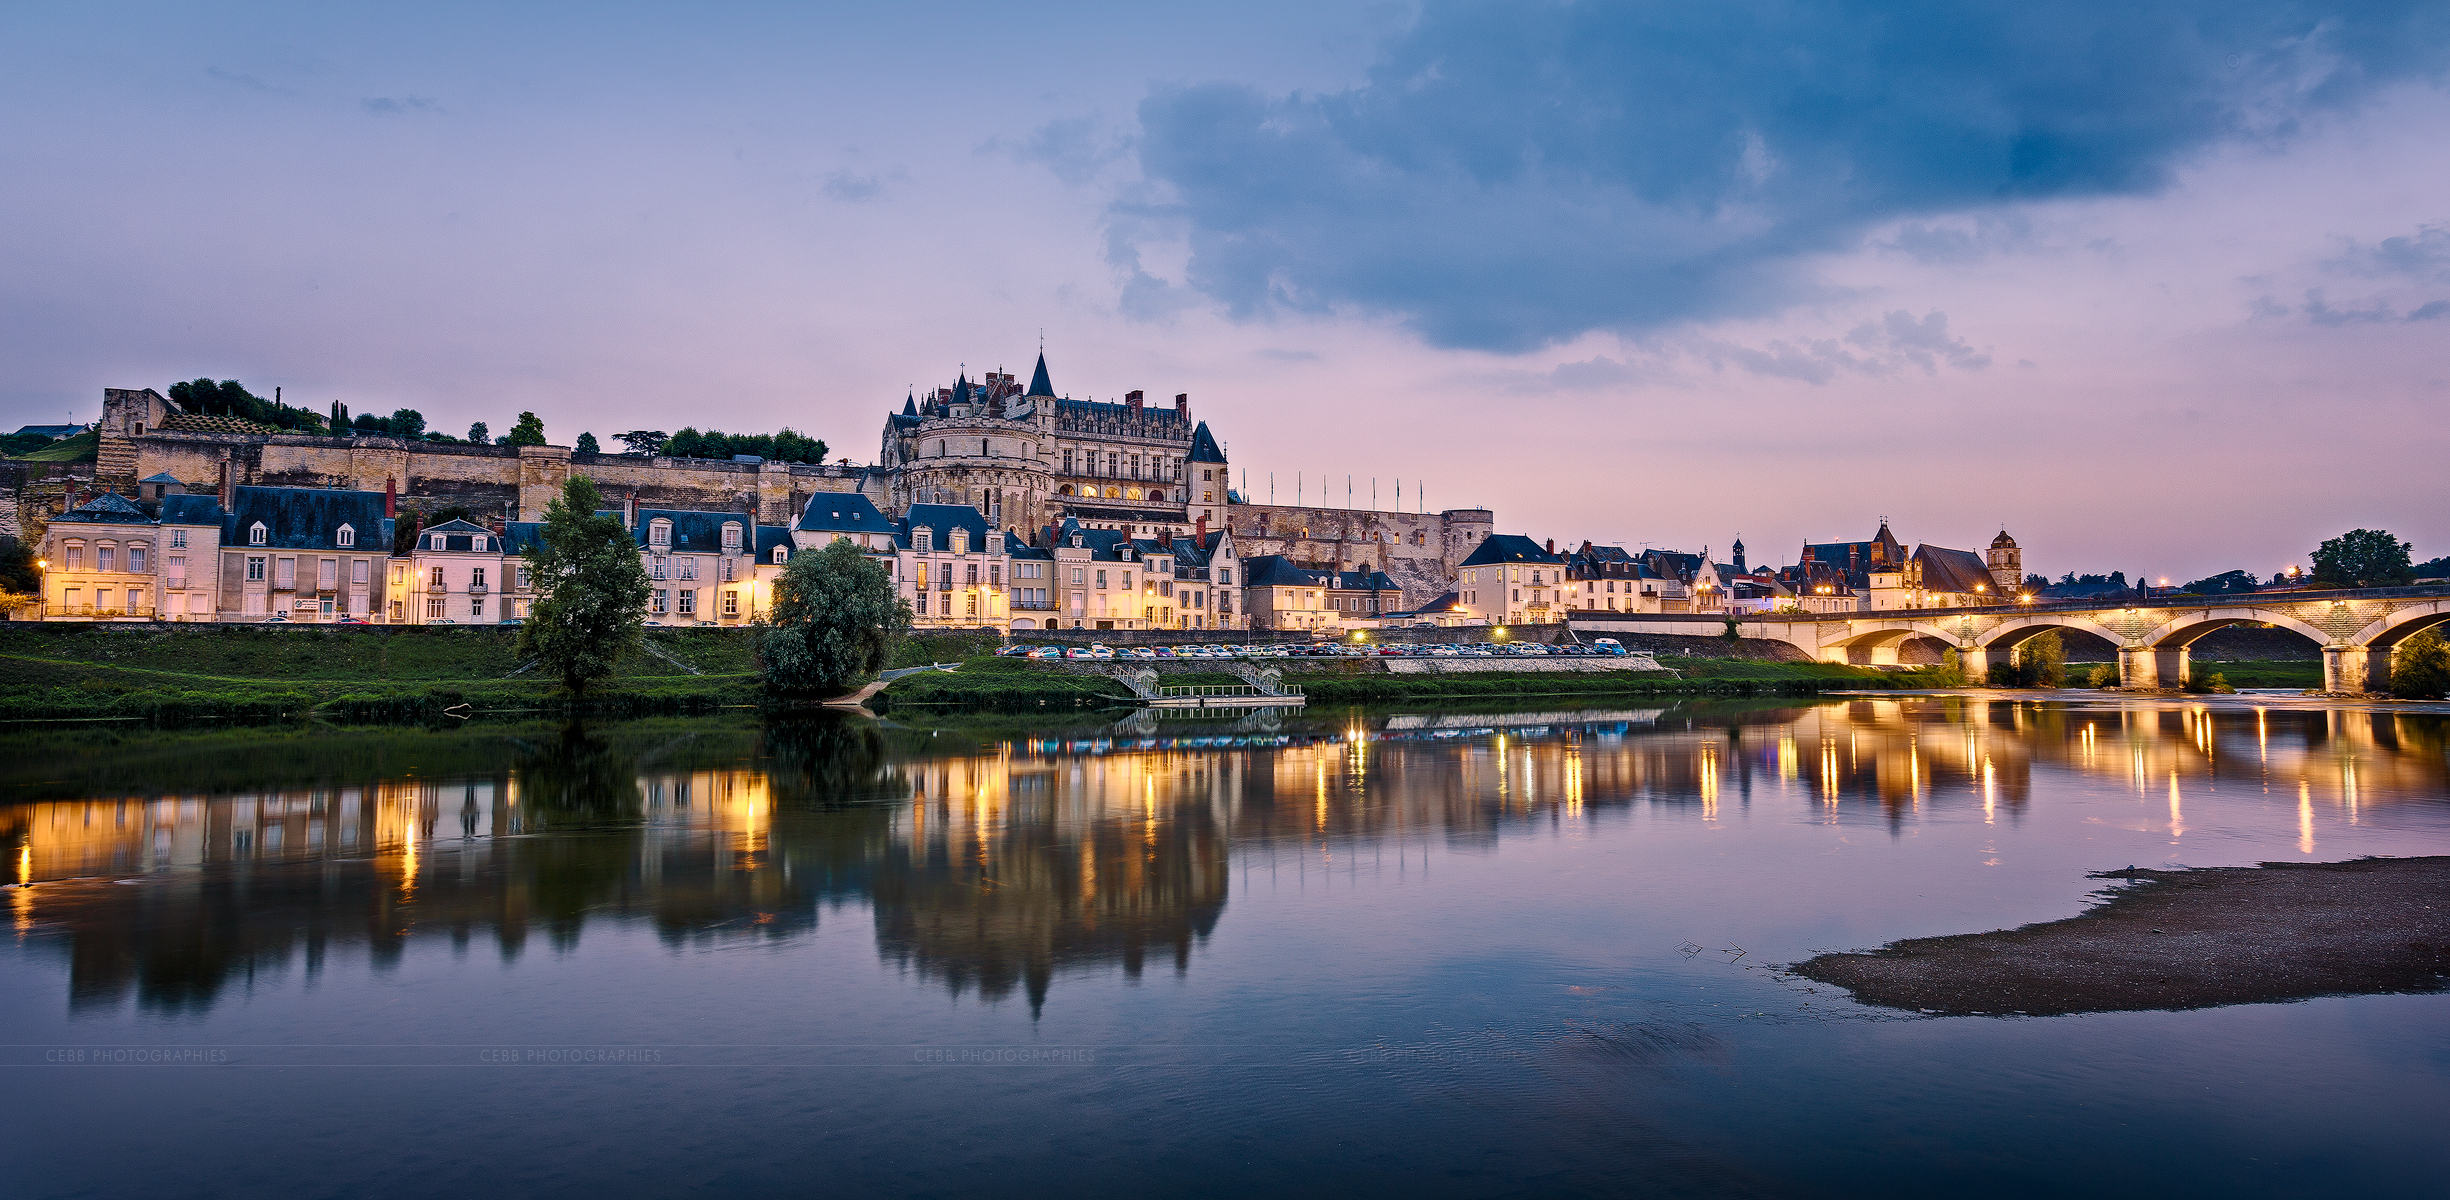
[4,2,2446,582]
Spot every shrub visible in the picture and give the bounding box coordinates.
[2390,628,2450,699]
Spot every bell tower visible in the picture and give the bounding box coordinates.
[1988,530,2022,593]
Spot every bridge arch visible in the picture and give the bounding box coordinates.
[2346,598,2450,650]
[1815,621,1963,666]
[2135,607,2333,651]
[1965,613,2127,653]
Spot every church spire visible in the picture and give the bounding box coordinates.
[1026,350,1055,398]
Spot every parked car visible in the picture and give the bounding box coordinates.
[336,617,369,625]
[1064,647,1096,660]
[1591,638,1628,656]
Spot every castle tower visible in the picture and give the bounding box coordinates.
[1186,420,1228,531]
[1731,536,1747,575]
[1988,530,2022,593]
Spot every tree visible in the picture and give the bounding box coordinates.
[2019,629,2066,687]
[516,476,651,694]
[575,431,600,454]
[615,430,667,456]
[2178,569,2258,595]
[2413,555,2450,581]
[1720,615,1741,642]
[389,408,428,440]
[0,534,40,611]
[760,539,910,696]
[2390,628,2450,700]
[506,411,547,447]
[468,421,490,444]
[2310,529,2413,588]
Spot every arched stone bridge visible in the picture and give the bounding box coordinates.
[1568,586,2450,693]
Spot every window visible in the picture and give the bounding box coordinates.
[989,564,1001,587]
[318,558,337,589]
[63,588,81,609]
[471,567,487,591]
[772,546,788,565]
[516,565,531,589]
[1070,567,1084,585]
[649,519,671,549]
[247,556,266,582]
[275,557,296,589]
[679,557,697,581]
[914,528,932,553]
[722,523,742,553]
[951,528,969,554]
[472,536,487,552]
[171,529,187,549]
[678,589,695,616]
[336,524,355,547]
[471,597,485,618]
[914,593,928,614]
[723,590,740,617]
[391,565,406,586]
[166,555,186,586]
[352,559,370,585]
[427,597,445,619]
[430,534,446,550]
[431,566,445,588]
[250,522,267,545]
[965,563,978,585]
[390,600,404,620]
[1219,569,1232,585]
[128,546,147,572]
[1095,570,1107,589]
[651,591,668,615]
[97,545,115,572]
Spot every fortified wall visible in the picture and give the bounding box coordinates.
[1227,504,1494,608]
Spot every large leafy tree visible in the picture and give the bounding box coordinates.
[760,539,910,696]
[2310,529,2413,589]
[517,476,651,694]
[505,411,547,447]
[575,431,600,454]
[2390,628,2450,700]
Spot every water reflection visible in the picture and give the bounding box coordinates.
[7,698,2447,1016]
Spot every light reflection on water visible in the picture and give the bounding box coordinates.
[4,697,2449,1198]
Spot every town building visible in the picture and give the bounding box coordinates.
[1454,535,1570,625]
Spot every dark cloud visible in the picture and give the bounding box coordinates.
[1122,1,2450,351]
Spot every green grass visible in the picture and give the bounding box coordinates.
[12,429,98,462]
[2189,660,2321,689]
[0,624,761,721]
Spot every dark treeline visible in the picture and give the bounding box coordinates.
[614,428,828,464]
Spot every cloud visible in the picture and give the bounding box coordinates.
[1697,310,1990,383]
[205,67,291,95]
[361,96,442,116]
[2326,220,2450,281]
[2409,299,2450,320]
[1118,1,2450,351]
[822,170,882,202]
[2304,288,2402,324]
[1009,116,1129,186]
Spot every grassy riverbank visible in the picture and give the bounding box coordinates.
[0,623,760,721]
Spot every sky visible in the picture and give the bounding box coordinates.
[4,1,2447,583]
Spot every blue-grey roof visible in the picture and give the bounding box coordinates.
[796,491,889,534]
[504,522,547,556]
[225,486,393,551]
[1458,534,1563,567]
[159,495,226,527]
[1242,555,1336,588]
[139,472,182,484]
[414,519,504,553]
[52,492,150,523]
[631,508,776,554]
[1026,352,1055,398]
[901,503,991,552]
[13,424,84,439]
[1186,421,1226,462]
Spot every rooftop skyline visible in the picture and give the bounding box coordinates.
[4,1,2446,580]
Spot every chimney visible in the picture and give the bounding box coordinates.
[218,458,233,510]
[1126,390,1144,415]
[624,491,637,529]
[1195,512,1208,542]
[1175,392,1188,418]
[1545,538,1555,554]
[384,475,397,519]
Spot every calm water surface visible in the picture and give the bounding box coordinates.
[5,698,2449,1198]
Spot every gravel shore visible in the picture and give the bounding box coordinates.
[1792,857,2450,1016]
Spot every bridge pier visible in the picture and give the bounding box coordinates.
[1959,646,1990,681]
[2322,645,2387,694]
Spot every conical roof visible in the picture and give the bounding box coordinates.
[951,373,972,406]
[902,392,916,417]
[1026,352,1055,397]
[1187,420,1226,464]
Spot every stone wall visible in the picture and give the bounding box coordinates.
[1225,503,1494,608]
[115,431,868,525]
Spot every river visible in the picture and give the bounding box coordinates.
[5,696,2447,1197]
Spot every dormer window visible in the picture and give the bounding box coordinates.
[336,524,355,547]
[950,529,968,554]
[722,523,742,553]
[472,536,488,552]
[913,528,932,553]
[649,519,672,549]
[249,522,267,546]
[772,546,788,564]
[431,534,446,550]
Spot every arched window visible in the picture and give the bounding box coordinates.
[336,524,355,547]
[1126,487,1142,501]
[1104,486,1120,499]
[1148,489,1166,503]
[1059,485,1074,496]
[249,522,268,546]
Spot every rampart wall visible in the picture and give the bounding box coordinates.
[1225,504,1494,608]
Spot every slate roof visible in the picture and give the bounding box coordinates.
[139,472,182,485]
[504,522,547,556]
[12,424,85,439]
[630,508,779,556]
[1187,421,1226,463]
[796,491,891,534]
[1242,555,1335,588]
[1458,534,1564,567]
[902,503,993,552]
[159,495,227,527]
[415,518,506,554]
[52,492,151,523]
[1914,544,1996,596]
[1027,352,1055,398]
[225,486,393,551]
